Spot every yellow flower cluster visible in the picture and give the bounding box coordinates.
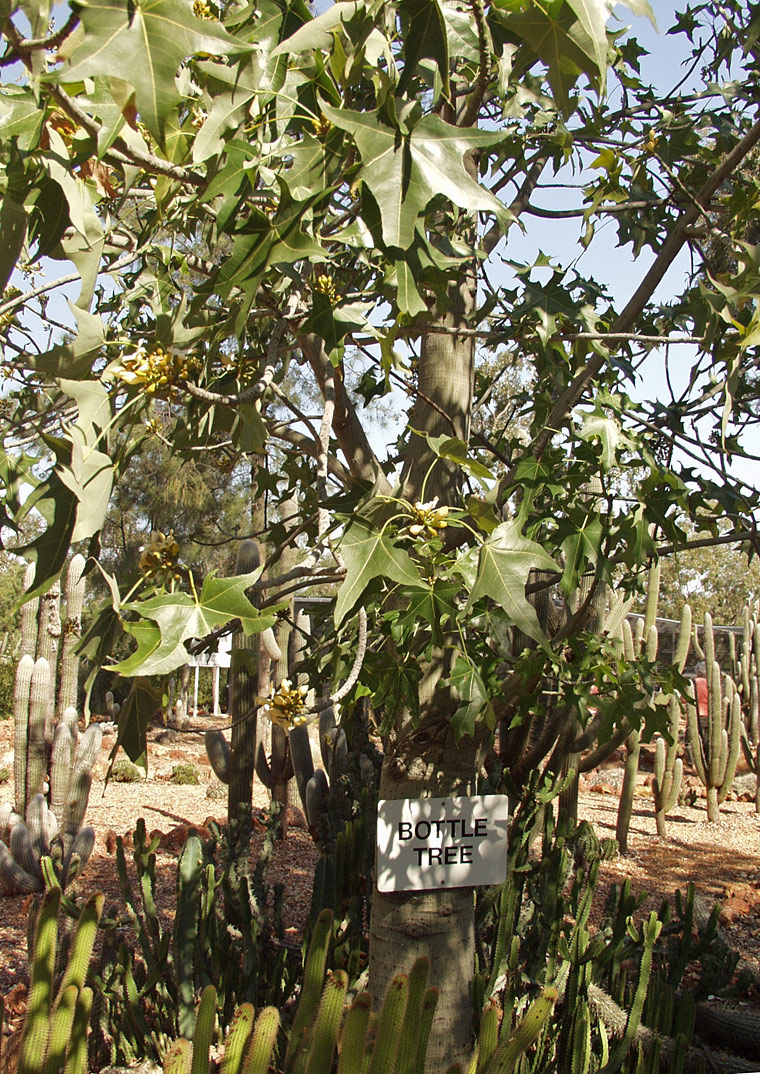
[112,345,199,395]
[407,498,449,538]
[258,679,309,730]
[193,0,215,18]
[313,274,338,303]
[139,531,180,578]
[0,286,22,332]
[311,113,332,139]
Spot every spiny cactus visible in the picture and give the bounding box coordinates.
[687,612,741,822]
[0,557,101,893]
[164,906,552,1074]
[652,603,692,837]
[17,886,103,1074]
[737,605,760,812]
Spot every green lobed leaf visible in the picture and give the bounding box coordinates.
[114,569,276,676]
[335,519,425,624]
[449,653,493,740]
[397,0,449,98]
[321,104,508,248]
[55,0,252,140]
[465,522,557,646]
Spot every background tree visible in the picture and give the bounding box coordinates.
[3,0,760,1067]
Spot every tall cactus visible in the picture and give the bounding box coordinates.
[17,886,103,1074]
[615,557,660,855]
[687,613,741,822]
[0,557,101,893]
[652,603,692,837]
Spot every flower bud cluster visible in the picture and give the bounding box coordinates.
[139,531,181,578]
[112,344,200,395]
[258,679,309,730]
[407,497,449,538]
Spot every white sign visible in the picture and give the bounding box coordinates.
[376,795,509,893]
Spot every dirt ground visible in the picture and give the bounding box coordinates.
[2,712,760,1041]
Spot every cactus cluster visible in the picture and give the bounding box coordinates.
[737,604,760,811]
[15,887,103,1074]
[0,557,102,893]
[687,612,741,822]
[164,906,554,1074]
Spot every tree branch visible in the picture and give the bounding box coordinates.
[504,113,760,487]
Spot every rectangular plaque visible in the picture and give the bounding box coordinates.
[376,794,509,893]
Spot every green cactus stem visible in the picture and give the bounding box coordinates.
[57,554,85,722]
[652,701,683,837]
[18,888,103,1074]
[687,614,741,822]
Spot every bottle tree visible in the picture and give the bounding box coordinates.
[2,0,760,1067]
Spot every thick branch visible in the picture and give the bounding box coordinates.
[298,333,391,493]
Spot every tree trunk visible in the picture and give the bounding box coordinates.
[370,273,480,1071]
[369,723,483,1072]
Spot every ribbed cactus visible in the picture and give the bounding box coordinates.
[652,603,692,837]
[0,557,101,893]
[738,605,760,812]
[163,908,442,1074]
[687,612,741,822]
[17,886,103,1074]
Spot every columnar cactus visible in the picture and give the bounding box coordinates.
[652,603,691,837]
[687,612,741,822]
[16,887,103,1074]
[0,557,101,893]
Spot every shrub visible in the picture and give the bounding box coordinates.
[0,767,9,784]
[111,759,142,783]
[171,763,200,785]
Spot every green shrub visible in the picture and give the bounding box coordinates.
[0,767,9,783]
[111,759,141,783]
[170,763,200,785]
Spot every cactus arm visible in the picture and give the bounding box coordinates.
[27,659,52,804]
[475,1001,501,1074]
[686,690,708,786]
[601,913,661,1074]
[255,740,273,790]
[674,605,692,673]
[204,730,230,784]
[483,987,557,1074]
[50,723,75,825]
[304,770,329,830]
[164,1039,193,1074]
[366,973,408,1074]
[303,969,348,1074]
[60,724,102,861]
[0,838,41,893]
[63,986,93,1074]
[62,826,96,887]
[218,1004,254,1074]
[174,835,203,1040]
[58,893,104,996]
[289,724,315,810]
[42,983,79,1074]
[13,654,34,813]
[337,994,372,1074]
[411,987,439,1074]
[394,958,430,1074]
[190,985,217,1074]
[21,565,39,657]
[718,691,741,805]
[11,817,44,882]
[242,1007,279,1074]
[18,888,62,1074]
[285,909,333,1072]
[57,555,85,722]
